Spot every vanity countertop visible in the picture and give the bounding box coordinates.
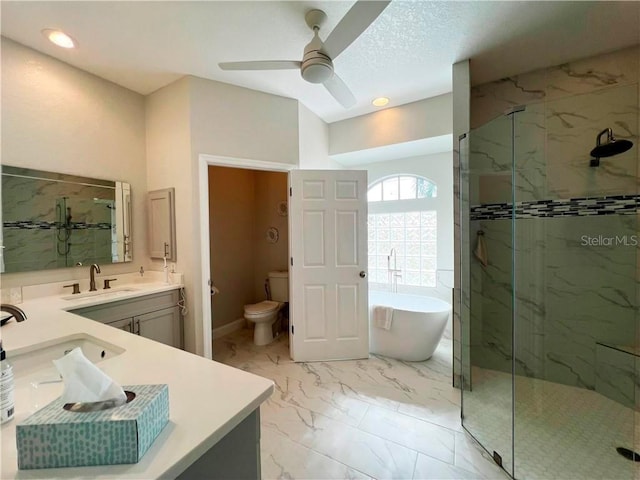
[0,278,274,479]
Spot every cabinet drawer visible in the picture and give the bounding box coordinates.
[71,289,180,324]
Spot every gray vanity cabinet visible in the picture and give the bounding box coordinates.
[106,317,134,334]
[135,307,181,346]
[71,289,182,349]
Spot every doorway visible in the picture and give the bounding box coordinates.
[200,156,372,362]
[198,154,295,359]
[207,164,290,346]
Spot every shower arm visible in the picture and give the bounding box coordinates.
[595,128,613,149]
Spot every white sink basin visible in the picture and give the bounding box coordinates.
[62,286,140,301]
[10,333,125,378]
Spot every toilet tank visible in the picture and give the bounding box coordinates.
[268,271,289,302]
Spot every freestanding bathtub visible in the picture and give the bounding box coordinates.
[369,291,451,362]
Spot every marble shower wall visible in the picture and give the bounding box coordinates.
[2,174,115,272]
[466,45,639,394]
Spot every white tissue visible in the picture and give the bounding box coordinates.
[53,347,126,404]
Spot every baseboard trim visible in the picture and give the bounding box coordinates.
[212,317,246,339]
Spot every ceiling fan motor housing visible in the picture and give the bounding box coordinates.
[301,31,333,84]
[301,52,333,83]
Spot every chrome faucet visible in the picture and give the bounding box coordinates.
[89,263,101,291]
[1,304,27,325]
[387,248,402,293]
[387,248,397,271]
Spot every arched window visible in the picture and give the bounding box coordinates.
[367,175,438,288]
[367,175,437,202]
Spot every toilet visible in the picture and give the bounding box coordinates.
[244,271,289,346]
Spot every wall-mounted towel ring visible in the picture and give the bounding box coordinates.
[266,227,279,243]
[474,230,488,267]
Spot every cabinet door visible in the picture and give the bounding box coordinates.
[107,317,134,333]
[135,306,182,348]
[148,188,176,260]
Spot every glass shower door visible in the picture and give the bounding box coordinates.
[512,90,638,479]
[461,113,515,477]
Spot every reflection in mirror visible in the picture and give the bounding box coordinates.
[1,166,132,273]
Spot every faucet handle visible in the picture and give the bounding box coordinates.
[103,278,117,290]
[63,283,81,295]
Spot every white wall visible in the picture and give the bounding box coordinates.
[452,59,471,386]
[329,94,452,156]
[359,151,454,297]
[189,76,299,165]
[146,75,301,354]
[1,38,147,289]
[298,103,342,169]
[145,76,194,350]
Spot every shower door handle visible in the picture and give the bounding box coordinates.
[359,271,367,278]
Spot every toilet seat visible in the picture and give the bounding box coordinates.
[244,300,280,317]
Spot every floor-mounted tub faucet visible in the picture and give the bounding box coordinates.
[387,248,402,293]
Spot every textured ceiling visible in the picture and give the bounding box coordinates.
[2,1,639,123]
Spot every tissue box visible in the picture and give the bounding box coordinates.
[16,384,169,470]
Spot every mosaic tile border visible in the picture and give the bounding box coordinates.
[4,221,112,230]
[471,195,639,220]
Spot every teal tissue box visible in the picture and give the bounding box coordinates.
[16,384,169,470]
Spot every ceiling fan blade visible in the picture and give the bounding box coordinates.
[219,60,301,71]
[323,0,390,59]
[323,73,357,108]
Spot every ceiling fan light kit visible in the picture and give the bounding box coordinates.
[218,0,390,109]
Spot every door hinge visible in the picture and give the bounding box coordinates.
[289,187,292,196]
[290,257,293,266]
[291,325,294,335]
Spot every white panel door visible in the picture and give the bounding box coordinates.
[290,170,368,362]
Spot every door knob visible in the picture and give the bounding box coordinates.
[359,271,367,278]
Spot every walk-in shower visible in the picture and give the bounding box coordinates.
[459,92,638,479]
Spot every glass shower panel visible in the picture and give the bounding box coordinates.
[512,85,638,479]
[461,113,515,476]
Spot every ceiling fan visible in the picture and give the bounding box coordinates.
[218,1,390,109]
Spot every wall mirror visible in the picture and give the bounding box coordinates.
[1,165,132,273]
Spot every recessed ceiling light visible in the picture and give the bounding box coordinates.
[372,97,390,107]
[42,29,77,49]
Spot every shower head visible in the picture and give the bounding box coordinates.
[590,128,634,166]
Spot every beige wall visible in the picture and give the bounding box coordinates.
[208,167,289,329]
[1,38,147,288]
[208,166,256,329]
[253,171,289,300]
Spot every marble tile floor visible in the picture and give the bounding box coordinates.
[464,367,640,480]
[213,329,508,480]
